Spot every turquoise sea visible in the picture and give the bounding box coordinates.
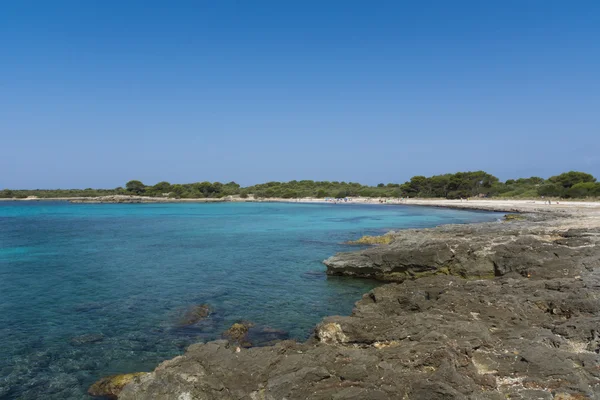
[0,201,501,399]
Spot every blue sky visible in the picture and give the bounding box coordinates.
[1,1,599,188]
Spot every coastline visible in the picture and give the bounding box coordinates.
[4,194,600,213]
[90,201,600,399]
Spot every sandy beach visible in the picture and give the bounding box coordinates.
[6,194,600,214]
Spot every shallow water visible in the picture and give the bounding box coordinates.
[0,201,500,399]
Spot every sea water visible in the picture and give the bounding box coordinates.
[0,201,500,399]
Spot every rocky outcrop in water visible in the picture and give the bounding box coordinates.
[325,214,598,282]
[70,195,171,204]
[112,212,600,399]
[222,321,252,347]
[178,304,212,326]
[88,373,147,399]
[69,195,230,203]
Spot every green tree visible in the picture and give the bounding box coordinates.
[153,181,172,193]
[548,171,596,189]
[428,175,451,197]
[406,176,427,196]
[282,190,299,199]
[169,184,186,198]
[537,184,564,197]
[567,182,597,198]
[126,180,146,195]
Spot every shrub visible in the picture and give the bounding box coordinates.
[566,182,597,198]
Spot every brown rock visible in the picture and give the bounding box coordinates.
[178,304,212,326]
[88,372,147,399]
[118,213,600,400]
[223,321,253,346]
[346,233,395,245]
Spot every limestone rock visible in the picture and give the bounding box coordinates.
[118,212,600,400]
[88,372,147,399]
[346,233,395,245]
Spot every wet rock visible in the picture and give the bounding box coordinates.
[302,270,326,280]
[70,333,104,346]
[88,372,147,399]
[346,233,395,245]
[178,304,212,326]
[503,213,526,222]
[223,321,253,347]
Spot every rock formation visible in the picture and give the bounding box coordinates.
[100,210,600,399]
[88,373,147,399]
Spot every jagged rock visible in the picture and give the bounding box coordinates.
[315,322,348,344]
[324,216,600,281]
[88,372,147,399]
[119,211,600,400]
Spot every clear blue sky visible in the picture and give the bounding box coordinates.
[2,1,599,189]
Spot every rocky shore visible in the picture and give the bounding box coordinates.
[95,203,600,400]
[69,195,229,204]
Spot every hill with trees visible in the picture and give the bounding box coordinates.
[2,171,599,200]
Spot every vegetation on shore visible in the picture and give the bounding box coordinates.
[2,171,599,200]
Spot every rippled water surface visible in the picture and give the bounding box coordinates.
[0,201,501,398]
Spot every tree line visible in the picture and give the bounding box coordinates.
[2,171,599,199]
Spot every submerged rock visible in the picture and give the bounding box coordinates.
[88,372,147,399]
[223,321,253,347]
[246,326,289,347]
[70,333,104,346]
[178,304,212,326]
[220,322,288,348]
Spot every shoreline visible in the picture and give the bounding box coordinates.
[99,202,600,399]
[4,195,600,214]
